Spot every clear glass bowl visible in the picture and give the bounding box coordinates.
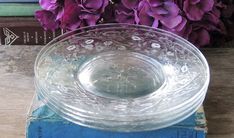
[34,24,210,132]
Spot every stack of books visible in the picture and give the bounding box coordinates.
[0,0,63,46]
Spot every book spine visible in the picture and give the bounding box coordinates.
[0,27,63,46]
[0,3,41,16]
[0,0,38,2]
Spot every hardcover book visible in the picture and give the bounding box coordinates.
[0,0,38,2]
[0,17,63,46]
[0,3,41,16]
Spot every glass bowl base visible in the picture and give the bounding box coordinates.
[77,51,165,99]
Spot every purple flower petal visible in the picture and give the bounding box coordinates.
[79,13,100,25]
[115,4,135,24]
[148,7,168,21]
[174,16,187,31]
[164,1,180,17]
[82,0,103,10]
[122,0,140,9]
[212,7,221,18]
[61,0,81,30]
[150,7,169,16]
[134,9,140,24]
[189,28,210,47]
[100,0,109,12]
[162,22,192,40]
[35,10,59,30]
[39,0,58,11]
[115,10,135,24]
[148,0,163,7]
[176,23,192,39]
[200,0,214,12]
[152,19,159,28]
[161,15,182,29]
[138,1,154,26]
[183,0,214,21]
[184,0,204,21]
[190,0,200,5]
[204,11,220,25]
[56,7,64,20]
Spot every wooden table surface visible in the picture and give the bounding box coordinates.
[0,46,233,138]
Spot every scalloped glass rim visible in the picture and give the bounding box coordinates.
[34,23,210,131]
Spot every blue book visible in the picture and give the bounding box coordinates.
[26,97,207,138]
[0,0,38,2]
[0,3,40,16]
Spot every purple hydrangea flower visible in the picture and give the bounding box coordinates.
[35,0,108,30]
[39,0,64,20]
[115,0,153,25]
[168,0,223,47]
[189,25,210,47]
[78,0,109,26]
[183,0,214,21]
[115,0,182,28]
[202,5,226,34]
[35,0,64,30]
[166,21,210,47]
[35,0,226,47]
[148,0,182,28]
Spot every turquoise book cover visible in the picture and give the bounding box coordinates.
[0,3,40,16]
